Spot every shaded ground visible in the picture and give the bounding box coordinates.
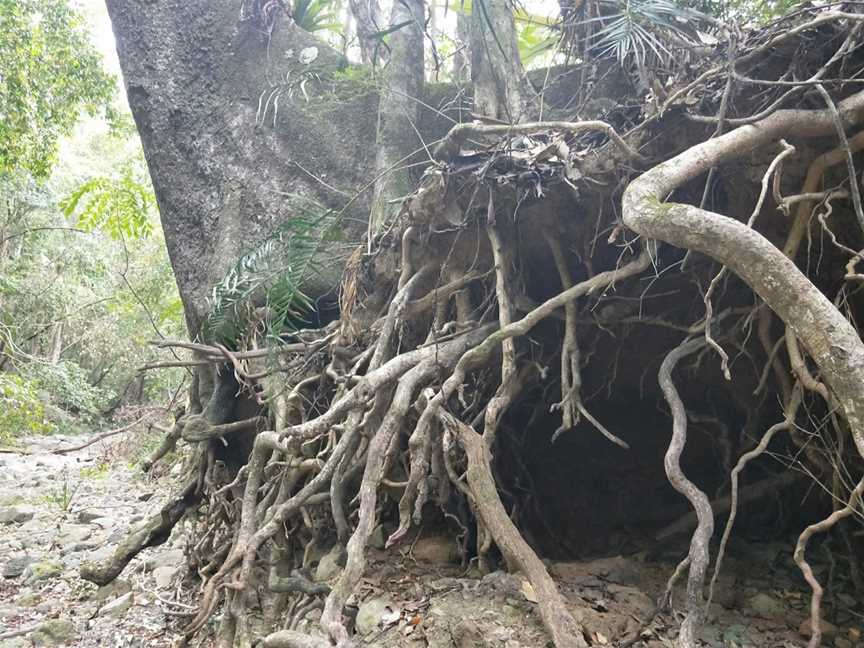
[0,433,861,647]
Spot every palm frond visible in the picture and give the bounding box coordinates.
[202,196,339,346]
[582,0,704,65]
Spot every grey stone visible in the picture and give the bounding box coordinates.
[94,579,132,601]
[369,524,386,550]
[0,604,20,620]
[98,591,134,618]
[452,619,489,648]
[143,548,185,573]
[15,591,40,607]
[57,524,92,548]
[799,617,839,638]
[1,638,28,648]
[82,544,114,565]
[30,618,76,646]
[747,593,785,619]
[77,509,108,524]
[314,545,344,582]
[3,553,34,578]
[153,565,178,589]
[355,597,396,635]
[412,535,458,563]
[23,560,64,583]
[0,505,35,524]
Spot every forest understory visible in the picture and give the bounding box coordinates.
[5,2,864,648]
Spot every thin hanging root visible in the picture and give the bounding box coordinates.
[703,140,795,382]
[658,338,715,648]
[543,228,579,432]
[389,253,649,546]
[483,218,518,446]
[439,410,588,648]
[795,477,864,648]
[706,385,802,610]
[388,250,651,546]
[543,228,628,449]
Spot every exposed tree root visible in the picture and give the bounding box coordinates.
[795,477,864,648]
[439,410,588,648]
[658,338,715,648]
[80,478,199,586]
[110,31,864,647]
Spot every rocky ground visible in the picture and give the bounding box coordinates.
[0,433,862,647]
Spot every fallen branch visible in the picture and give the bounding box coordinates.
[50,415,150,455]
[80,478,199,585]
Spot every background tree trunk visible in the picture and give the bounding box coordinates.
[368,0,425,234]
[469,0,536,121]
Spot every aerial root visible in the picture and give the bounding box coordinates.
[658,338,715,648]
[706,385,802,609]
[795,477,864,648]
[543,227,629,449]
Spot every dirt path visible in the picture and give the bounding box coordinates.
[0,433,861,647]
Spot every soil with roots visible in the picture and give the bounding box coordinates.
[46,9,864,648]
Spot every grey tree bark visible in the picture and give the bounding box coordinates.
[104,0,378,337]
[348,0,383,65]
[368,0,425,234]
[469,0,536,121]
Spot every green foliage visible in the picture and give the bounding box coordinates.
[203,197,338,346]
[292,0,341,33]
[79,461,110,479]
[25,361,109,414]
[723,0,798,24]
[586,0,703,64]
[42,470,77,511]
[0,373,53,443]
[0,0,114,177]
[60,172,155,240]
[516,20,556,65]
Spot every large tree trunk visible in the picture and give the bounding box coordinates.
[104,0,377,336]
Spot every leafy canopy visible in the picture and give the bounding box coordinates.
[0,0,114,177]
[61,172,156,240]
